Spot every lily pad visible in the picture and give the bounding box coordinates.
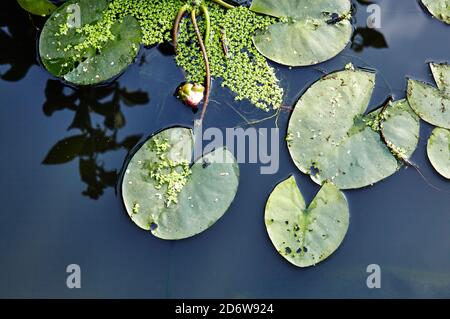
[421,0,450,24]
[407,63,450,129]
[427,128,450,179]
[39,0,141,85]
[17,0,56,16]
[250,0,352,66]
[265,176,349,267]
[287,67,420,189]
[122,127,240,240]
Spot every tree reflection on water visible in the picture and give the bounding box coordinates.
[42,80,149,199]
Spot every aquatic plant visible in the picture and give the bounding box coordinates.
[407,63,450,129]
[287,65,420,189]
[16,0,56,16]
[427,128,450,179]
[250,0,353,66]
[265,176,349,267]
[38,0,285,119]
[122,127,239,240]
[421,0,450,24]
[408,63,450,179]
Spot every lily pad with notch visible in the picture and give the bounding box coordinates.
[287,66,420,189]
[265,176,349,267]
[407,63,450,129]
[121,127,240,240]
[250,0,353,66]
[39,0,141,85]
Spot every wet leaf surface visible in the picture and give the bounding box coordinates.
[265,176,349,267]
[39,0,141,85]
[287,67,420,189]
[427,127,450,179]
[122,127,240,240]
[250,0,352,66]
[408,63,450,129]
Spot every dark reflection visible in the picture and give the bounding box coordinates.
[355,0,374,5]
[0,1,45,82]
[42,80,149,199]
[351,27,388,52]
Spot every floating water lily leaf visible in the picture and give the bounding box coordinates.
[427,128,450,179]
[287,67,420,189]
[265,176,349,267]
[407,63,450,129]
[39,0,141,85]
[377,99,421,160]
[421,0,450,24]
[122,127,240,240]
[250,0,352,66]
[17,0,56,16]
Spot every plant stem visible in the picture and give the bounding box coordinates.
[211,0,235,9]
[200,5,211,47]
[173,4,189,52]
[380,95,393,115]
[191,9,211,123]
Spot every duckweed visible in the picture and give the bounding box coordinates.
[145,137,192,207]
[57,0,283,110]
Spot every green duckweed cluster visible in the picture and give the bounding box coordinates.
[62,0,283,111]
[176,4,283,111]
[145,137,191,207]
[366,110,409,161]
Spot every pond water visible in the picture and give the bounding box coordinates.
[0,0,449,298]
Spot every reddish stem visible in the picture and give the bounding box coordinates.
[191,9,211,123]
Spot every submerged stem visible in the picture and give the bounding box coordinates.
[211,0,235,9]
[173,4,189,52]
[191,9,211,123]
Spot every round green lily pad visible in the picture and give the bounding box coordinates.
[421,0,450,24]
[17,0,56,16]
[407,63,450,129]
[39,0,141,85]
[427,127,450,179]
[122,127,240,240]
[287,67,420,189]
[250,0,353,66]
[265,176,349,267]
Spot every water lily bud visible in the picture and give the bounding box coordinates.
[177,83,205,108]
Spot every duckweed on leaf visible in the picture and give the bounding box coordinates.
[265,176,349,267]
[250,0,353,66]
[39,0,142,85]
[421,0,450,24]
[38,0,283,110]
[427,128,450,179]
[287,66,420,189]
[407,63,450,129]
[122,127,240,240]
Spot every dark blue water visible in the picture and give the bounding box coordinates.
[0,0,449,298]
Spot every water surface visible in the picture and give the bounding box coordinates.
[0,0,449,298]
